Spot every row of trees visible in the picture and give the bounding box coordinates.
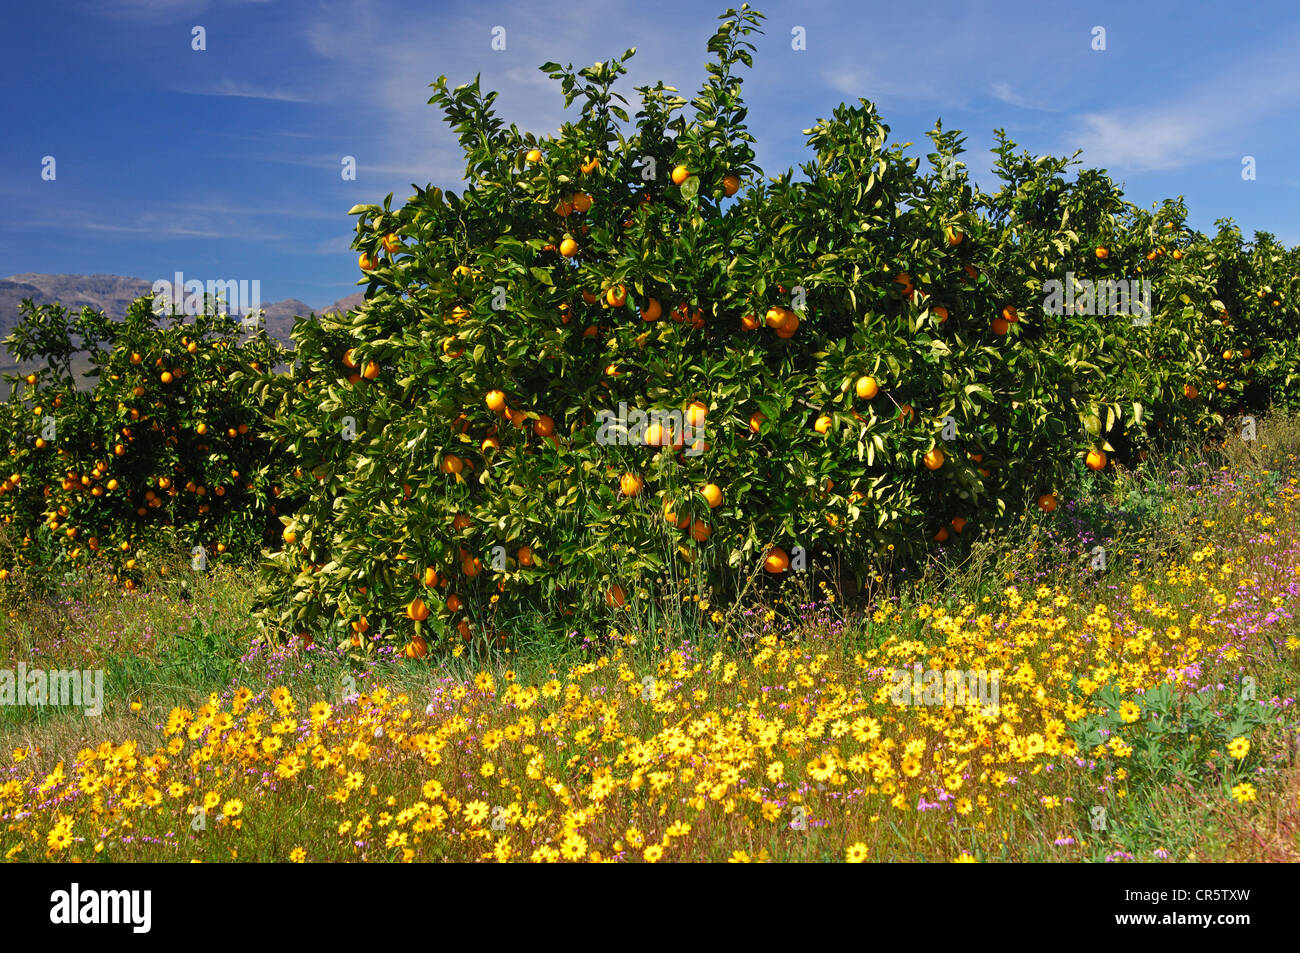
[3,6,1296,655]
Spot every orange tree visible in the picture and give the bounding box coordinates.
[1204,224,1300,415]
[254,6,1296,657]
[0,296,287,590]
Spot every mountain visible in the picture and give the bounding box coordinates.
[0,274,364,347]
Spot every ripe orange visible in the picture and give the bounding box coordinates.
[686,401,708,429]
[404,636,428,659]
[1038,493,1057,513]
[441,456,463,475]
[555,198,574,217]
[934,526,950,542]
[572,191,592,213]
[1096,247,1109,259]
[447,594,464,612]
[362,361,380,380]
[342,349,357,368]
[486,390,507,413]
[606,285,627,308]
[580,155,600,174]
[1001,305,1019,324]
[517,545,534,566]
[606,584,626,608]
[814,414,832,435]
[1183,383,1198,400]
[359,253,378,271]
[640,297,662,321]
[671,165,690,185]
[748,411,766,433]
[741,313,760,331]
[945,226,964,246]
[559,238,578,258]
[701,484,723,508]
[534,414,555,437]
[933,305,949,323]
[282,526,297,545]
[764,306,789,329]
[722,174,740,196]
[620,473,644,497]
[950,516,967,534]
[382,233,401,253]
[663,499,690,528]
[855,376,878,399]
[763,547,790,573]
[404,597,430,622]
[1085,449,1107,471]
[898,404,915,423]
[991,317,1009,335]
[689,519,712,542]
[525,148,542,164]
[775,313,799,338]
[923,447,945,470]
[160,371,173,384]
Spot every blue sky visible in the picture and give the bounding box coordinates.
[3,0,1298,309]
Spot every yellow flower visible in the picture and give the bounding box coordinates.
[1227,737,1250,760]
[1230,782,1256,804]
[845,842,869,863]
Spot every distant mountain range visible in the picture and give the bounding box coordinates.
[0,274,364,347]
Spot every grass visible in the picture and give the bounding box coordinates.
[1,420,1299,862]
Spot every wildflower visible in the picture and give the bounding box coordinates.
[1230,782,1257,804]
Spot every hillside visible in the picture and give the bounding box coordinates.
[0,273,363,346]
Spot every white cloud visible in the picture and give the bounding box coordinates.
[1060,26,1300,173]
[179,79,312,103]
[989,81,1066,113]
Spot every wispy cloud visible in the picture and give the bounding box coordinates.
[989,81,1066,113]
[178,79,313,103]
[1063,35,1300,172]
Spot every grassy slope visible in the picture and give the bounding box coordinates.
[1,423,1298,862]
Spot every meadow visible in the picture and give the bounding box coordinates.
[2,418,1297,862]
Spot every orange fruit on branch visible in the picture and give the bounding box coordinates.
[763,547,790,573]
